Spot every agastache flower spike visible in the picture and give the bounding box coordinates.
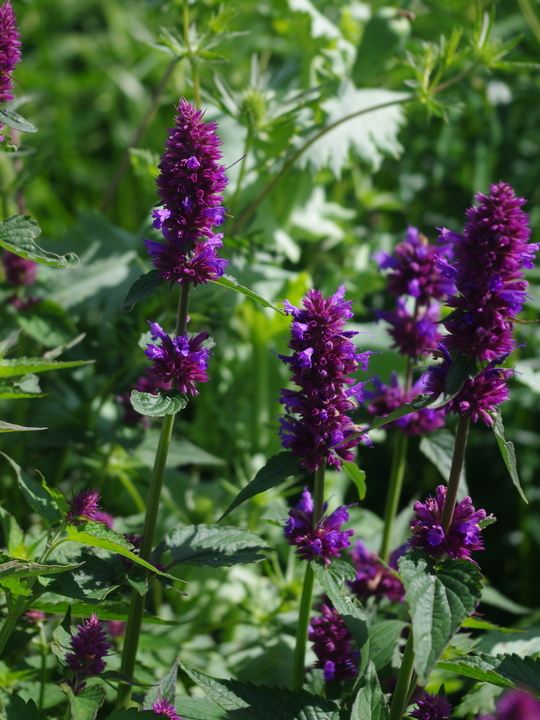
[64,614,111,694]
[0,1,21,104]
[375,299,442,358]
[67,489,114,528]
[478,689,540,720]
[348,539,405,602]
[409,691,452,720]
[146,699,184,719]
[308,604,360,681]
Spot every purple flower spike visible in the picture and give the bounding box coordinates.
[376,299,442,358]
[284,487,354,565]
[409,691,452,720]
[67,489,114,529]
[308,604,360,681]
[64,614,111,694]
[278,286,372,472]
[409,485,487,560]
[147,699,184,719]
[479,689,540,720]
[0,1,21,105]
[144,233,228,287]
[2,251,37,286]
[144,321,211,395]
[348,539,405,602]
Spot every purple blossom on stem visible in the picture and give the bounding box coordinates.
[143,233,227,288]
[284,487,354,565]
[64,614,111,694]
[0,1,21,104]
[375,299,442,358]
[67,489,114,529]
[278,286,372,472]
[408,691,452,720]
[409,485,487,560]
[144,321,211,394]
[478,689,540,720]
[2,251,37,286]
[308,604,360,681]
[146,699,183,719]
[348,539,405,602]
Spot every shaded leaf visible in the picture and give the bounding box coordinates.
[342,461,366,500]
[0,559,82,579]
[122,269,165,312]
[212,274,283,313]
[174,697,229,720]
[44,552,121,603]
[351,8,410,86]
[490,409,527,503]
[66,684,107,720]
[131,389,188,417]
[2,453,62,526]
[437,653,540,693]
[4,694,40,720]
[0,108,37,133]
[369,620,407,671]
[0,215,78,268]
[16,299,78,348]
[350,661,388,720]
[32,600,173,624]
[163,525,269,567]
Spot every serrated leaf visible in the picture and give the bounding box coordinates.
[0,108,37,133]
[211,274,283,313]
[0,420,46,432]
[350,662,388,720]
[461,617,518,633]
[130,389,188,417]
[52,623,72,665]
[398,550,483,684]
[445,355,478,395]
[0,559,82,579]
[0,382,45,399]
[0,215,78,267]
[177,657,341,720]
[490,408,527,503]
[342,461,367,500]
[437,653,540,693]
[122,269,165,312]
[163,525,269,567]
[41,553,121,603]
[219,451,301,521]
[144,657,179,707]
[2,453,62,526]
[0,508,25,558]
[369,620,407,671]
[66,684,106,720]
[0,357,91,378]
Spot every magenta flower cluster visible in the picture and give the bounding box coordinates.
[146,699,184,719]
[478,689,540,720]
[278,286,371,472]
[2,251,37,286]
[0,0,21,141]
[348,539,405,603]
[144,321,211,394]
[143,99,228,287]
[409,691,452,720]
[308,604,360,681]
[409,485,487,560]
[284,487,354,565]
[66,489,114,529]
[64,614,111,694]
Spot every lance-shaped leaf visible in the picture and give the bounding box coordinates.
[219,451,301,520]
[0,559,83,579]
[342,460,367,500]
[437,653,540,693]
[0,357,91,378]
[143,657,178,707]
[32,600,173,624]
[0,215,78,268]
[490,409,527,503]
[0,108,37,133]
[0,420,46,433]
[351,661,388,720]
[162,525,269,567]
[398,550,483,684]
[2,453,62,526]
[131,389,188,417]
[212,274,283,313]
[122,269,165,312]
[178,657,341,720]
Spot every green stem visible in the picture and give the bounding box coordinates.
[312,464,325,526]
[380,431,409,563]
[291,562,315,690]
[440,415,470,533]
[388,632,416,720]
[230,127,254,217]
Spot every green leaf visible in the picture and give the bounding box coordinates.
[219,451,301,520]
[52,622,72,665]
[2,453,63,526]
[163,524,269,567]
[445,354,478,395]
[0,507,25,557]
[16,299,78,347]
[0,558,82,579]
[144,657,178,707]
[177,657,341,720]
[312,560,369,672]
[130,389,188,417]
[490,408,527,503]
[0,576,31,596]
[107,712,155,720]
[0,356,91,378]
[342,461,367,500]
[0,215,78,267]
[0,108,37,133]
[174,697,229,720]
[437,653,540,693]
[461,617,519,633]
[31,600,172,624]
[0,420,46,433]
[398,550,483,684]
[368,403,417,431]
[212,274,283,313]
[480,584,531,615]
[66,684,107,720]
[369,620,407,671]
[0,382,45,400]
[122,269,165,312]
[350,662,388,720]
[351,8,410,87]
[4,694,40,720]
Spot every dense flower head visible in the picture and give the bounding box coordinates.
[64,614,111,694]
[366,372,445,436]
[144,233,227,287]
[478,689,540,720]
[116,374,171,426]
[146,699,183,719]
[409,485,487,560]
[67,489,114,528]
[409,691,452,720]
[0,1,21,105]
[144,321,211,394]
[2,251,37,286]
[308,604,360,681]
[284,487,354,565]
[374,227,455,304]
[348,539,405,602]
[376,300,442,358]
[278,286,372,471]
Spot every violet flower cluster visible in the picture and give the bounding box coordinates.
[426,183,538,425]
[0,1,21,140]
[308,604,360,682]
[348,539,405,603]
[409,485,487,560]
[284,487,354,565]
[146,699,185,719]
[67,489,114,528]
[278,286,371,472]
[143,98,228,287]
[409,691,452,720]
[64,614,111,695]
[478,689,540,720]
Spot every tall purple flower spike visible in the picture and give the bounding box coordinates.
[375,299,442,358]
[64,614,111,694]
[308,604,360,681]
[478,689,540,720]
[0,1,21,142]
[284,487,354,565]
[409,691,452,720]
[409,485,487,560]
[278,285,372,472]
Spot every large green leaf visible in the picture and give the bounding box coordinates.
[490,409,527,503]
[212,274,283,313]
[16,299,78,348]
[177,658,341,720]
[0,357,91,378]
[143,657,178,706]
[0,108,37,133]
[3,694,40,720]
[437,653,540,693]
[0,559,82,579]
[350,662,388,720]
[65,684,106,720]
[219,451,301,520]
[122,269,165,312]
[131,389,188,417]
[44,552,121,603]
[162,525,269,567]
[2,453,63,526]
[398,550,483,684]
[0,215,78,268]
[31,600,172,624]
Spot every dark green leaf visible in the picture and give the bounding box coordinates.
[369,620,407,671]
[122,269,165,312]
[164,524,269,566]
[480,584,531,615]
[0,420,46,433]
[350,662,388,720]
[0,108,37,133]
[131,389,188,417]
[342,461,367,500]
[398,550,483,684]
[4,694,40,720]
[144,657,179,706]
[32,600,173,624]
[437,653,540,693]
[219,451,301,520]
[369,403,417,431]
[445,355,478,395]
[16,299,78,347]
[0,357,91,378]
[1,453,62,526]
[490,408,527,503]
[107,712,155,720]
[351,8,410,86]
[52,623,72,665]
[212,274,283,313]
[66,684,107,720]
[0,215,78,267]
[174,697,229,720]
[44,552,121,603]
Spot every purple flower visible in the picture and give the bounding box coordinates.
[409,485,487,560]
[64,614,111,694]
[366,372,445,436]
[0,1,21,104]
[478,689,540,720]
[374,227,454,304]
[144,321,211,394]
[376,299,442,358]
[348,539,405,602]
[2,251,37,286]
[284,487,354,565]
[278,286,372,472]
[143,233,228,287]
[308,604,360,681]
[66,489,114,528]
[146,699,184,719]
[409,691,452,720]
